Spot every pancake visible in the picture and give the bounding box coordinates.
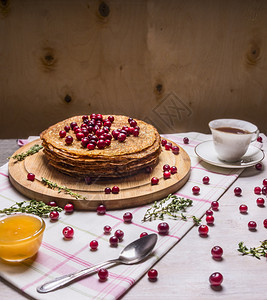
[40,115,161,179]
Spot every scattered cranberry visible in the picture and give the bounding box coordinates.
[104,225,112,234]
[163,164,170,171]
[206,215,214,225]
[109,236,119,247]
[63,226,74,239]
[209,272,223,286]
[170,166,177,174]
[89,240,98,250]
[263,179,267,187]
[98,268,109,281]
[262,186,267,195]
[211,246,223,259]
[211,201,219,210]
[123,212,133,223]
[183,137,189,144]
[198,225,209,236]
[158,222,169,235]
[48,201,57,207]
[239,204,248,213]
[112,186,120,194]
[27,173,35,181]
[148,269,158,281]
[105,187,111,194]
[254,186,261,195]
[257,136,263,143]
[163,171,171,179]
[59,130,66,138]
[248,221,257,230]
[140,232,148,238]
[164,142,172,150]
[114,229,124,241]
[255,163,262,170]
[256,197,265,206]
[172,146,179,155]
[49,211,59,221]
[234,187,242,196]
[97,204,106,215]
[65,135,73,145]
[263,219,267,228]
[206,209,213,216]
[192,186,200,195]
[64,203,74,213]
[203,176,210,184]
[151,177,159,185]
[161,139,167,146]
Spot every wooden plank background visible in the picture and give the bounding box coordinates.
[0,0,266,138]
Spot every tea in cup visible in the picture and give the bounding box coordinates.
[209,119,259,162]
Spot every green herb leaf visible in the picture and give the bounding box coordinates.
[10,144,43,161]
[237,240,267,259]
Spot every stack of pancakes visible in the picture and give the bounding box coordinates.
[40,115,161,179]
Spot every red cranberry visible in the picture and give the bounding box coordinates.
[129,120,137,127]
[256,197,265,206]
[63,226,74,238]
[104,225,112,234]
[104,133,112,140]
[112,186,120,194]
[198,225,209,236]
[73,126,80,133]
[163,164,170,171]
[202,176,210,184]
[148,269,158,280]
[97,204,106,215]
[206,209,213,216]
[262,186,267,195]
[81,137,90,147]
[65,135,73,145]
[49,211,59,221]
[109,236,119,247]
[89,240,98,250]
[128,117,133,123]
[70,122,78,129]
[76,132,84,141]
[172,146,179,155]
[211,201,219,210]
[123,212,133,223]
[158,222,169,235]
[263,179,267,187]
[64,203,74,213]
[263,219,267,228]
[248,221,257,230]
[108,115,114,122]
[183,137,189,144]
[164,142,172,150]
[82,115,88,121]
[90,113,96,120]
[192,186,200,195]
[211,246,223,259]
[103,120,111,127]
[81,129,89,137]
[254,186,261,195]
[209,272,223,286]
[98,268,108,281]
[64,125,70,132]
[128,127,135,135]
[163,171,171,179]
[170,166,177,174]
[105,139,111,147]
[87,143,95,150]
[255,163,262,170]
[48,201,57,207]
[118,133,127,142]
[133,129,140,137]
[161,139,167,146]
[206,215,214,225]
[105,187,111,194]
[239,204,248,213]
[27,173,35,181]
[234,187,242,196]
[112,130,120,139]
[151,177,159,185]
[257,136,262,142]
[59,130,66,138]
[114,229,124,241]
[97,139,106,149]
[96,113,103,120]
[140,232,148,238]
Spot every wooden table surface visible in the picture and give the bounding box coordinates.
[1,139,267,300]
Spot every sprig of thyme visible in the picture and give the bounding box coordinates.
[41,177,86,200]
[238,241,267,259]
[142,194,201,225]
[10,144,43,161]
[0,200,62,217]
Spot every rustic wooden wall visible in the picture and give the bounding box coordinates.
[0,0,266,138]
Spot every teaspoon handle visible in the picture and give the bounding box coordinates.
[37,258,119,293]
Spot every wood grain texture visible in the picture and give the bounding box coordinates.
[0,0,266,138]
[8,139,191,210]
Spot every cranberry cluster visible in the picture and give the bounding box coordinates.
[111,117,140,142]
[163,164,177,179]
[161,139,179,155]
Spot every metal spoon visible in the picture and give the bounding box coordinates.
[37,233,157,293]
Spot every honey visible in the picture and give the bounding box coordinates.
[0,213,45,262]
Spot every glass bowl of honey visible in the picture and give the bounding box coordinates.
[0,213,45,262]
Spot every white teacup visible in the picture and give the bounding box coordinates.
[209,119,259,162]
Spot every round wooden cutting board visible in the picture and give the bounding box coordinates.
[8,139,191,210]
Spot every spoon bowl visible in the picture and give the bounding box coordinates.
[37,233,158,293]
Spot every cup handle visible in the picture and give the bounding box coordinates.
[251,129,259,142]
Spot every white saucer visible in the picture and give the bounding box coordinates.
[195,140,265,168]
